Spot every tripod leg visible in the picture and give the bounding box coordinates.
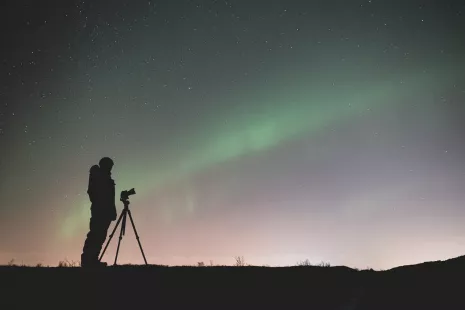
[127,209,148,265]
[113,211,126,266]
[99,210,124,262]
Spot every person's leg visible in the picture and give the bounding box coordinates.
[81,216,99,266]
[95,218,112,260]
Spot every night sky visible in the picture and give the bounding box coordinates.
[1,0,465,269]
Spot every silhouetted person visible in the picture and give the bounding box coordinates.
[81,157,117,267]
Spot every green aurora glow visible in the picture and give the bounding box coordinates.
[61,68,446,238]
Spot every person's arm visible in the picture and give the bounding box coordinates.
[109,179,117,220]
[111,179,116,208]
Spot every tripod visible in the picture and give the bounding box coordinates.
[99,197,148,265]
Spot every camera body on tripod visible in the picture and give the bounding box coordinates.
[120,188,136,202]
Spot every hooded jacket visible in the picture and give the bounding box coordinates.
[87,165,117,220]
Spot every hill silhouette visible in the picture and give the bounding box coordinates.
[2,255,465,309]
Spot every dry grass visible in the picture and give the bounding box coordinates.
[4,256,341,269]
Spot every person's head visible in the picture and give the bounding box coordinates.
[99,157,114,174]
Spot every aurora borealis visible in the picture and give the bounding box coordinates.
[1,0,465,269]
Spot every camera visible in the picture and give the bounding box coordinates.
[120,188,136,201]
